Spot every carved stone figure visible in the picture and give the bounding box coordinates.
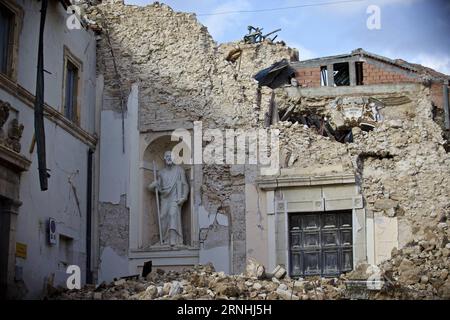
[148,151,189,246]
[7,119,24,153]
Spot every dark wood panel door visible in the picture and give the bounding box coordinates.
[289,211,353,277]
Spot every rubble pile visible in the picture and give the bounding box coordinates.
[277,89,450,239]
[51,242,450,300]
[274,89,450,299]
[274,120,352,170]
[373,214,450,299]
[51,262,348,300]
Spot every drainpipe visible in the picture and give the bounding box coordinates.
[86,148,93,284]
[444,80,449,130]
[35,0,49,190]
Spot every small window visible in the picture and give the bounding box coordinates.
[320,66,328,86]
[355,62,364,85]
[64,60,79,121]
[333,62,350,86]
[62,48,82,124]
[0,3,15,76]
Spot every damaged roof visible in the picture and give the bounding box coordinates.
[292,48,450,82]
[253,59,295,89]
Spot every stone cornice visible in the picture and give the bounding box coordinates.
[0,144,31,172]
[0,74,97,149]
[256,173,356,190]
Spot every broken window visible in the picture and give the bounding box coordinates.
[355,62,364,85]
[320,66,328,86]
[0,3,14,76]
[333,62,350,86]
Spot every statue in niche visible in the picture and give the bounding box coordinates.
[148,151,189,246]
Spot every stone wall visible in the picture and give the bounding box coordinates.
[89,1,298,274]
[98,195,129,258]
[276,84,450,262]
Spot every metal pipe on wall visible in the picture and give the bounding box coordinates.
[34,0,49,191]
[86,148,93,284]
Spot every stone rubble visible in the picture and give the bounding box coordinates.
[72,1,450,300]
[50,262,349,300]
[373,218,450,299]
[50,242,449,300]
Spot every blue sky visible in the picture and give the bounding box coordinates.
[125,0,450,74]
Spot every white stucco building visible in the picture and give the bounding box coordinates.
[0,0,98,299]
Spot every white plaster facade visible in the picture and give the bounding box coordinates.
[0,0,98,299]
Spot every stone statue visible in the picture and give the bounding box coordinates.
[7,119,24,153]
[148,151,189,246]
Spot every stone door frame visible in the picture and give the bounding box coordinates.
[0,144,30,299]
[257,173,367,276]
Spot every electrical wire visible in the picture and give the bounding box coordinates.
[197,0,366,16]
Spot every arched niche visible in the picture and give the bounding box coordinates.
[141,134,192,248]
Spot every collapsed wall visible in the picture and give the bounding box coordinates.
[276,86,450,246]
[85,1,449,298]
[275,85,450,298]
[88,1,298,276]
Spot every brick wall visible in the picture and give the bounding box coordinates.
[295,67,321,87]
[362,62,418,84]
[294,61,420,88]
[430,82,450,141]
[430,82,449,110]
[293,63,449,114]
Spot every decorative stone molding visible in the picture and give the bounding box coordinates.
[0,144,30,173]
[0,100,24,153]
[256,173,356,190]
[0,74,97,148]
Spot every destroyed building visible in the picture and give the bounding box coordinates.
[0,0,449,300]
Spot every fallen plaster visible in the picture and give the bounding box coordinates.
[98,194,130,283]
[198,205,230,273]
[98,246,129,284]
